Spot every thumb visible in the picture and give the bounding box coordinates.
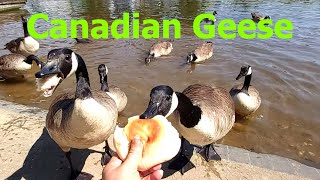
[123,135,143,168]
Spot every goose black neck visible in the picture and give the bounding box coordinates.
[176,92,202,128]
[241,73,252,93]
[75,54,92,99]
[192,54,198,62]
[22,19,29,37]
[25,55,41,66]
[100,75,109,92]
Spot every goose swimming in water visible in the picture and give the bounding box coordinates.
[230,65,261,116]
[203,11,217,24]
[140,84,235,174]
[145,42,173,64]
[5,16,39,56]
[35,48,118,179]
[0,54,42,80]
[251,12,270,23]
[186,41,213,64]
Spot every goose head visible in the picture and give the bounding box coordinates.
[24,55,43,68]
[213,11,217,15]
[98,64,108,84]
[251,12,257,18]
[186,53,196,64]
[264,16,271,20]
[236,65,252,80]
[140,85,178,119]
[35,48,78,97]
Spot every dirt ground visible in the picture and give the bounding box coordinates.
[0,102,307,180]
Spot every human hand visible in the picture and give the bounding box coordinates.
[102,136,164,180]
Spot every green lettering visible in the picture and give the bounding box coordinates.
[70,19,89,38]
[132,13,140,38]
[50,19,67,39]
[275,19,293,39]
[142,19,159,39]
[91,19,108,39]
[27,13,48,39]
[257,19,273,39]
[218,19,236,39]
[193,14,215,39]
[163,19,181,39]
[111,12,130,39]
[238,19,256,39]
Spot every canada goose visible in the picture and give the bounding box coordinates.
[74,38,92,44]
[229,65,261,116]
[203,11,217,24]
[98,64,127,112]
[5,16,39,56]
[35,48,118,179]
[145,42,173,64]
[140,84,235,174]
[251,12,270,23]
[0,53,42,80]
[186,41,213,64]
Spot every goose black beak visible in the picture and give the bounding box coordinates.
[140,103,159,119]
[236,73,244,80]
[35,62,63,78]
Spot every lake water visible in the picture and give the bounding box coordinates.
[0,0,319,168]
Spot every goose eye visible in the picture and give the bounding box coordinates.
[166,96,171,101]
[65,55,71,61]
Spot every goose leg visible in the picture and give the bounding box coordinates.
[65,151,80,180]
[168,137,195,174]
[198,144,221,162]
[101,141,112,166]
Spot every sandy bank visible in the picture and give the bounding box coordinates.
[0,100,316,180]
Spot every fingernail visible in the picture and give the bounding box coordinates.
[133,135,140,140]
[132,135,142,146]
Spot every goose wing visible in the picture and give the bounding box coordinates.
[194,43,213,57]
[46,92,75,132]
[0,54,26,70]
[5,37,24,53]
[92,90,118,113]
[151,42,171,51]
[183,84,235,135]
[108,85,127,112]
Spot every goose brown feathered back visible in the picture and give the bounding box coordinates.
[145,42,173,63]
[5,16,39,56]
[187,42,213,64]
[0,54,41,71]
[177,84,235,145]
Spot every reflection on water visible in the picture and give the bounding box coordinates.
[0,0,320,168]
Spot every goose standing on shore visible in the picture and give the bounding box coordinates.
[186,41,213,64]
[98,64,127,113]
[35,48,118,179]
[230,65,261,116]
[140,84,235,174]
[5,16,39,56]
[0,54,42,80]
[145,42,173,64]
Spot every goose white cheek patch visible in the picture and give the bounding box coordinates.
[113,115,181,171]
[36,74,62,97]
